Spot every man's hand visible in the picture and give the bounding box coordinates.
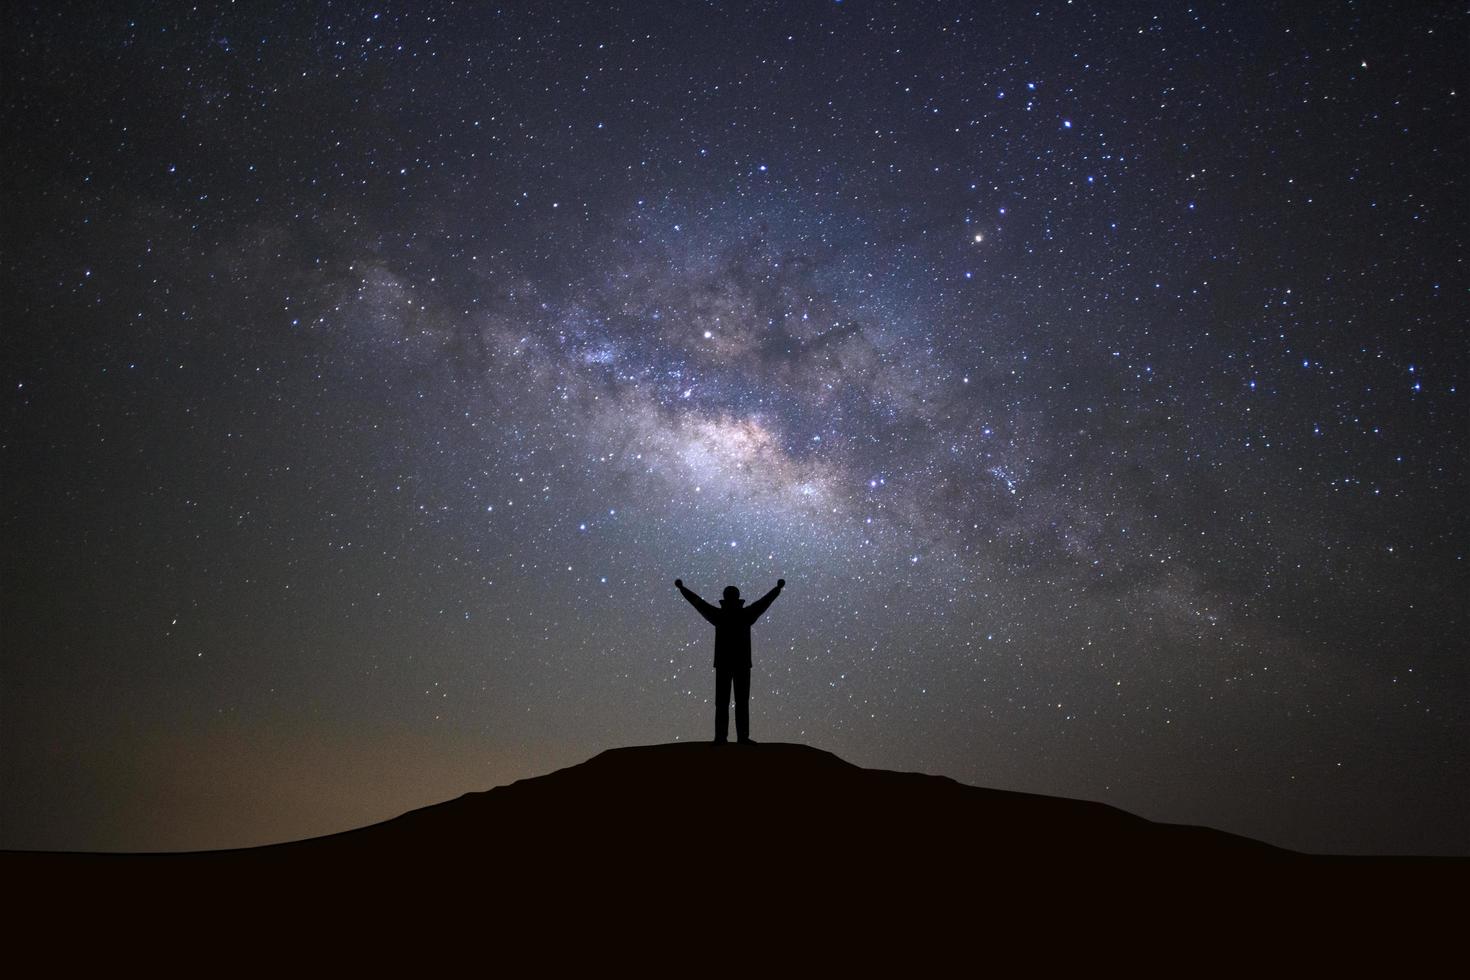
[777,579,785,589]
[675,578,683,589]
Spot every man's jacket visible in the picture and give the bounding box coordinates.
[677,583,782,669]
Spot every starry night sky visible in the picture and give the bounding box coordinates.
[2,1,1465,855]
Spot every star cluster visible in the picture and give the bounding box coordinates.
[1,1,1464,854]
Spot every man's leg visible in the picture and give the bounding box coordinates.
[734,668,751,742]
[714,667,732,742]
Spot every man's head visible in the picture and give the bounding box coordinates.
[721,585,743,606]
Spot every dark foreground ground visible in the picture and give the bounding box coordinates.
[5,743,1462,966]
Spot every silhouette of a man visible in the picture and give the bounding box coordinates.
[675,577,784,744]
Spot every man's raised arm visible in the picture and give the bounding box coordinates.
[675,578,719,625]
[745,578,785,623]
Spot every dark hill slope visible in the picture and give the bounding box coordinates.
[290,741,1287,866]
[4,743,1461,961]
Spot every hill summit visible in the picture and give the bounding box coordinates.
[295,741,1285,867]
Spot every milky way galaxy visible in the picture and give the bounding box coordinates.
[2,1,1465,854]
